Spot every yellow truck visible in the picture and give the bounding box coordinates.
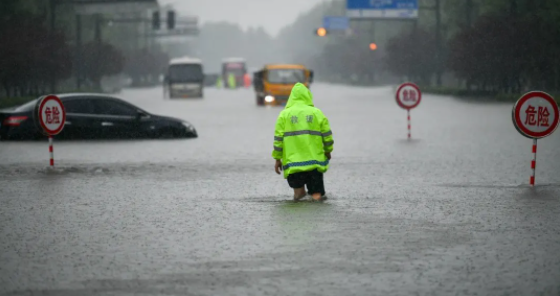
[252,64,314,106]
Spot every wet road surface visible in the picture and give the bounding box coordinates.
[1,84,560,295]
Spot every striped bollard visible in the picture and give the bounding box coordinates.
[407,110,411,139]
[49,136,54,167]
[530,139,537,186]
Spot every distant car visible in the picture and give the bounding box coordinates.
[0,93,198,140]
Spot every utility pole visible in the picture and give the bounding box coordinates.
[435,0,442,87]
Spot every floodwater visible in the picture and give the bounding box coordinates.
[1,84,559,295]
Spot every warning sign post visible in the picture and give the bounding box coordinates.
[34,95,66,167]
[512,91,559,186]
[396,82,422,139]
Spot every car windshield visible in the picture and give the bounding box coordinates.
[267,69,305,84]
[168,64,203,82]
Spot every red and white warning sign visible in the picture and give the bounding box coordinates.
[512,91,559,186]
[34,95,66,167]
[396,82,422,139]
[512,91,559,139]
[396,82,422,110]
[37,95,66,136]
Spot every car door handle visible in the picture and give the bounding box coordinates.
[101,122,114,126]
[65,121,71,125]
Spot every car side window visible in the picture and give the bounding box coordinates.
[93,99,137,116]
[62,99,94,114]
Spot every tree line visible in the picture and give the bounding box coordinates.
[0,0,280,97]
[0,0,172,97]
[5,0,556,98]
[278,0,560,94]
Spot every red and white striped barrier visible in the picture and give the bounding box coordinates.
[530,139,537,186]
[49,136,54,167]
[407,110,411,139]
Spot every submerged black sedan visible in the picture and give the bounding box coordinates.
[0,93,197,140]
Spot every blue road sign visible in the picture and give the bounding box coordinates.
[323,16,349,30]
[346,0,418,19]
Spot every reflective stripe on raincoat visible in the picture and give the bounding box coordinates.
[272,82,334,178]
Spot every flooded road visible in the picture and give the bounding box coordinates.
[1,84,560,295]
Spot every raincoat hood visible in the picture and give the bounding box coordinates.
[285,83,314,108]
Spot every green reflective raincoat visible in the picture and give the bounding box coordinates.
[227,73,236,89]
[272,83,334,178]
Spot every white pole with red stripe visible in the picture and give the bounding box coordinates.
[530,138,537,186]
[511,91,559,187]
[407,110,411,139]
[49,136,54,167]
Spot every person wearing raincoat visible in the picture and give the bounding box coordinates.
[243,73,251,88]
[272,83,334,202]
[227,73,236,89]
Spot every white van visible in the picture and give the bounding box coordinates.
[164,57,204,99]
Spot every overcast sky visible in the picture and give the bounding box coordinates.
[158,0,325,36]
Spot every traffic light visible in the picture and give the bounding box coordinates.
[369,43,378,50]
[315,27,327,37]
[152,11,160,30]
[167,10,175,30]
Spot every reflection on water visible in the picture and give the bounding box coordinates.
[271,201,333,247]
